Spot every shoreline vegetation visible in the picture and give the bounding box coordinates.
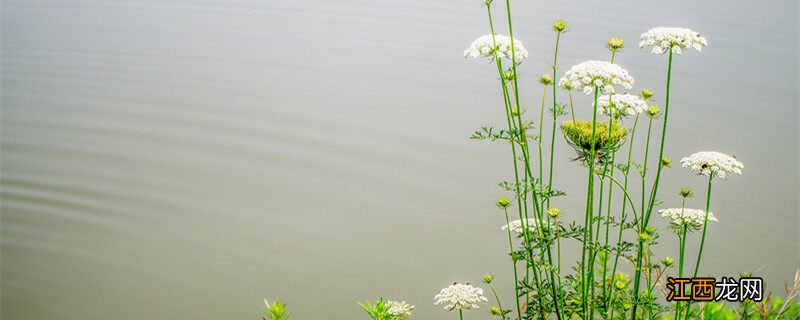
[263,1,799,319]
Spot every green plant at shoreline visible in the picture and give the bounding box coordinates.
[261,2,798,319]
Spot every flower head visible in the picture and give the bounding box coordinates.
[659,208,717,230]
[464,34,528,61]
[539,74,553,86]
[501,218,553,235]
[560,120,628,163]
[496,196,511,208]
[640,88,655,100]
[552,20,568,33]
[558,60,634,95]
[595,94,647,117]
[387,300,414,318]
[680,151,743,179]
[646,105,661,118]
[434,283,488,311]
[639,27,707,55]
[607,37,625,51]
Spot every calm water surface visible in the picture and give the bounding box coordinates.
[2,0,798,319]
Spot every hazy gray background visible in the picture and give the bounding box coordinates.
[2,0,798,319]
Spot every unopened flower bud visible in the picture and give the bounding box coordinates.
[483,274,495,284]
[645,226,654,234]
[638,232,651,242]
[539,74,553,86]
[502,70,515,81]
[563,80,573,91]
[552,20,568,33]
[490,306,502,315]
[662,256,675,267]
[646,105,660,117]
[511,107,520,116]
[661,156,671,167]
[641,89,655,100]
[679,187,693,198]
[607,37,625,51]
[496,196,511,208]
[547,207,562,219]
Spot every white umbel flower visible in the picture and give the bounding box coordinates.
[659,208,717,230]
[680,151,743,179]
[501,219,553,235]
[558,60,634,95]
[639,27,707,55]
[433,283,488,311]
[464,34,528,61]
[595,94,648,116]
[387,300,414,318]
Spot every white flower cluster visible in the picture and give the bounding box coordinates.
[500,218,552,235]
[433,283,488,311]
[680,151,743,179]
[595,93,647,116]
[464,34,528,61]
[558,60,634,95]
[387,300,414,318]
[639,27,708,55]
[659,208,717,230]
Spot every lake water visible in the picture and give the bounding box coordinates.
[2,0,797,319]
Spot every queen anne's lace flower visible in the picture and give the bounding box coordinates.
[639,27,707,55]
[434,283,488,311]
[464,34,528,61]
[595,94,647,116]
[680,151,743,179]
[558,60,634,95]
[387,300,414,318]
[501,219,553,235]
[659,208,717,230]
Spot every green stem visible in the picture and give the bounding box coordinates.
[606,114,639,317]
[503,208,523,318]
[692,174,714,277]
[581,87,600,318]
[682,175,714,320]
[568,90,576,124]
[675,206,687,320]
[632,48,674,320]
[459,308,464,320]
[484,6,524,319]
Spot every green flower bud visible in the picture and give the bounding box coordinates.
[539,74,553,86]
[511,107,520,116]
[502,70,515,82]
[662,256,675,267]
[638,232,651,242]
[490,306,502,316]
[563,80,573,91]
[552,20,568,33]
[661,156,671,167]
[645,226,654,234]
[547,207,562,219]
[680,187,693,198]
[496,196,511,208]
[646,105,660,117]
[607,37,625,51]
[641,89,655,100]
[483,274,495,284]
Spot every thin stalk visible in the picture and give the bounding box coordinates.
[538,84,548,194]
[503,207,523,318]
[632,48,674,320]
[590,107,616,320]
[502,2,562,317]
[489,284,505,314]
[581,87,600,319]
[692,174,714,277]
[681,175,715,319]
[568,90,576,123]
[484,6,524,319]
[459,309,464,320]
[675,201,688,320]
[606,114,639,318]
